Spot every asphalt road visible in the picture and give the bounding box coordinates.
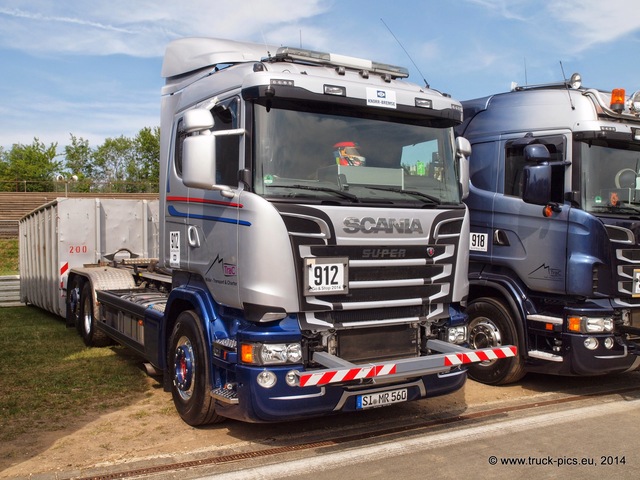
[197,391,640,480]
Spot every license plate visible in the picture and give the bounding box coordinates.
[304,257,348,296]
[356,388,408,409]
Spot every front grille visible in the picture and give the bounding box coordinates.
[316,305,427,324]
[277,205,464,327]
[617,252,640,296]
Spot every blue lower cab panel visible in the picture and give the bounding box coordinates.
[527,333,640,376]
[214,366,467,423]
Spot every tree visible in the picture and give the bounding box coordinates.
[129,127,160,192]
[0,139,60,192]
[0,128,160,193]
[92,136,135,192]
[64,134,93,192]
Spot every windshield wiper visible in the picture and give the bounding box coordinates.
[267,184,359,202]
[364,186,441,205]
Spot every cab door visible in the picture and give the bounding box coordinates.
[491,134,570,295]
[183,97,242,308]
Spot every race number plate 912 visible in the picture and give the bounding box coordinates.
[304,257,348,296]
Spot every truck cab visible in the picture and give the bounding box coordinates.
[458,75,640,384]
[157,38,478,422]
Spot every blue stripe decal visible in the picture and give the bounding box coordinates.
[168,205,251,226]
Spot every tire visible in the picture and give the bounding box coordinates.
[79,282,111,347]
[169,310,224,426]
[66,277,83,330]
[466,297,526,385]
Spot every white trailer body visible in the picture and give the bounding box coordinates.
[19,198,159,317]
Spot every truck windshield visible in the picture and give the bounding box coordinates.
[252,103,461,205]
[581,140,640,214]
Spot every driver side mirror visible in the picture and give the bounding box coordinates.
[182,109,218,190]
[522,163,552,205]
[181,108,244,198]
[456,137,471,200]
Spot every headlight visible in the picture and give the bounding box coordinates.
[567,316,614,334]
[240,342,303,365]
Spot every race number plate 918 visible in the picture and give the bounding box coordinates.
[304,257,348,296]
[357,388,408,409]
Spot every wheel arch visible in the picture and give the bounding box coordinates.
[468,278,530,354]
[163,285,221,368]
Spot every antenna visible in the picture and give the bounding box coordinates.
[523,57,528,85]
[381,18,429,88]
[559,61,576,110]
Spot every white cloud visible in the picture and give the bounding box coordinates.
[0,0,331,57]
[547,0,640,51]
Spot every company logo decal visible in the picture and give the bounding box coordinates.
[366,88,397,109]
[343,217,423,234]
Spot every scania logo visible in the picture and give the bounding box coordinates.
[343,217,424,234]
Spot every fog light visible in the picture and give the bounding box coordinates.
[285,370,298,387]
[584,337,599,350]
[604,337,615,350]
[256,370,277,388]
[448,326,467,344]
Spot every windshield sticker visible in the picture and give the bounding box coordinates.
[366,88,397,109]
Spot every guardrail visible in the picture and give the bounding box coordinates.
[0,275,24,307]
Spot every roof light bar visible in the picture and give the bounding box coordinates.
[274,46,409,79]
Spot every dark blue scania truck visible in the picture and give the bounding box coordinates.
[457,75,640,384]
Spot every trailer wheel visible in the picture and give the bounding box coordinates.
[79,282,110,347]
[66,277,83,330]
[169,310,224,426]
[466,297,525,385]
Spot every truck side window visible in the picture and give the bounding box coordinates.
[211,97,240,186]
[504,135,565,198]
[174,118,185,176]
[468,141,498,192]
[173,98,240,184]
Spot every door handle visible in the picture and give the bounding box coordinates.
[493,229,510,246]
[187,225,200,247]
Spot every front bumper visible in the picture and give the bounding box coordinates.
[212,340,516,422]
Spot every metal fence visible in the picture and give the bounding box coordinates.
[0,275,23,307]
[0,180,158,194]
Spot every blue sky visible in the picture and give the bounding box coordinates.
[1,0,640,150]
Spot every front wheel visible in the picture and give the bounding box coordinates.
[79,282,110,347]
[466,297,525,385]
[169,310,224,426]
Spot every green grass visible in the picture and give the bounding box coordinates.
[0,307,149,440]
[0,238,19,275]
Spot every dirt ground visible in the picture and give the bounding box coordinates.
[1,371,636,479]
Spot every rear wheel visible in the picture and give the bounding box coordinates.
[169,310,224,426]
[466,297,525,385]
[79,282,110,347]
[66,277,83,330]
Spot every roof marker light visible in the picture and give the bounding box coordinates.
[415,98,433,109]
[611,88,626,113]
[324,85,346,96]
